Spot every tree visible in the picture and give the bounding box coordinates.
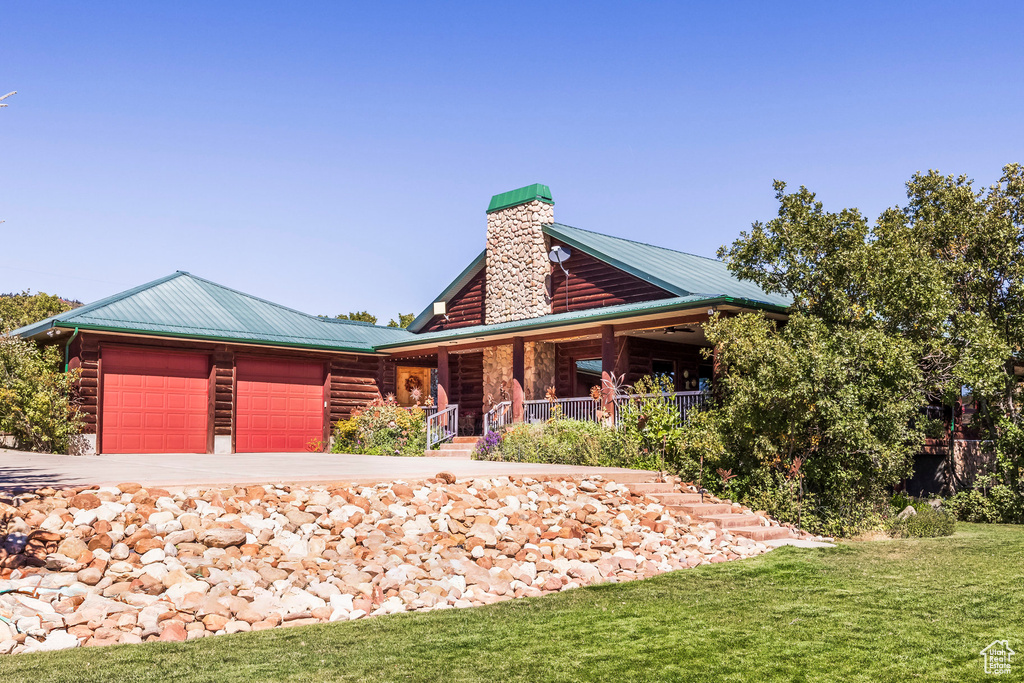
[0,291,80,333]
[698,164,1024,532]
[0,290,83,453]
[387,313,415,328]
[335,311,377,325]
[700,313,922,535]
[0,338,82,453]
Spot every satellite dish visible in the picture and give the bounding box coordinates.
[548,246,571,264]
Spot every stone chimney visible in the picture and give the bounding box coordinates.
[484,184,554,324]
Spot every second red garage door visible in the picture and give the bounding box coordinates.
[101,348,209,454]
[236,357,324,452]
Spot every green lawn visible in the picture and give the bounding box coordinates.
[2,524,1022,683]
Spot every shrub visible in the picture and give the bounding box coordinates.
[0,337,82,453]
[330,396,426,457]
[887,504,956,538]
[666,409,725,484]
[616,375,683,461]
[496,420,603,466]
[478,418,658,470]
[945,484,1023,524]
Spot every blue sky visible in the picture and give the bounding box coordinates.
[2,2,1022,320]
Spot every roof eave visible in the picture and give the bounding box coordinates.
[44,322,378,355]
[376,295,787,350]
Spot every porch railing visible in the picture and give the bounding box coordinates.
[524,396,600,423]
[613,391,706,426]
[482,391,707,435]
[483,401,512,436]
[427,404,458,448]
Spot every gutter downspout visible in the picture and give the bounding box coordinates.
[64,327,79,373]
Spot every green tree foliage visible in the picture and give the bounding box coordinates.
[387,313,415,328]
[0,291,83,453]
[335,311,378,325]
[0,338,83,453]
[699,163,1024,533]
[0,291,79,333]
[699,313,922,535]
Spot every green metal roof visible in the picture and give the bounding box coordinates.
[486,183,553,213]
[543,223,792,308]
[10,271,416,353]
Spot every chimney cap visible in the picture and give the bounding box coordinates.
[486,183,553,214]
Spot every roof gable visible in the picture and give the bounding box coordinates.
[407,251,486,332]
[543,223,791,308]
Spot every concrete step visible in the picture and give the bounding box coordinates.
[645,492,703,505]
[625,482,676,495]
[428,442,476,459]
[452,436,479,444]
[702,513,763,529]
[677,502,734,517]
[427,451,472,458]
[728,525,794,542]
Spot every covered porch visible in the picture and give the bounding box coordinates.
[380,307,724,439]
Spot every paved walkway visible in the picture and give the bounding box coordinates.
[0,449,658,491]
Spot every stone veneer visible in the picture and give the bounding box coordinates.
[524,341,556,400]
[483,341,557,406]
[485,199,553,324]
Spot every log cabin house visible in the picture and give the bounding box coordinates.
[11,184,789,455]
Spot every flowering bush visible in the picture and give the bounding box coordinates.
[472,430,502,459]
[330,395,426,457]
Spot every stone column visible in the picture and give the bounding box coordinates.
[512,337,525,422]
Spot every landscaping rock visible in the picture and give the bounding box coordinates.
[0,476,824,657]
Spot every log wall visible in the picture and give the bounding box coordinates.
[422,268,486,332]
[450,352,484,432]
[549,239,674,315]
[624,337,708,390]
[329,354,382,424]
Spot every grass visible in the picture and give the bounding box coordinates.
[2,524,1022,682]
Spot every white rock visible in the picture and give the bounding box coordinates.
[148,510,175,526]
[35,630,80,651]
[141,548,166,565]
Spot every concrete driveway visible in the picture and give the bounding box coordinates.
[0,449,657,491]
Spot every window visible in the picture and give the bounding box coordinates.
[652,359,675,386]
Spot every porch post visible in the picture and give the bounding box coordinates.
[712,343,722,402]
[512,337,525,422]
[601,324,616,418]
[436,346,449,411]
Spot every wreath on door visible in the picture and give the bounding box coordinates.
[404,375,424,393]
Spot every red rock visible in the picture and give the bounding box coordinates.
[70,493,101,510]
[158,621,187,642]
[202,614,229,631]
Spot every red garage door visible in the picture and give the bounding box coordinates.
[236,357,324,452]
[101,348,209,454]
